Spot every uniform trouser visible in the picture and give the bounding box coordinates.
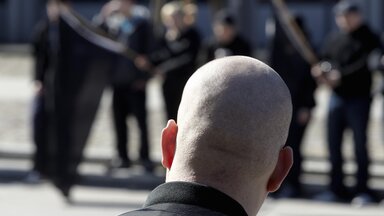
[32,93,48,175]
[284,110,309,188]
[327,93,371,193]
[112,86,149,161]
[162,76,188,121]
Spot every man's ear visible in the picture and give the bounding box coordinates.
[266,146,293,192]
[161,120,178,169]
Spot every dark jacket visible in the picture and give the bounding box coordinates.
[108,16,152,87]
[33,20,52,83]
[268,18,316,110]
[201,35,252,64]
[119,182,248,216]
[150,27,201,81]
[322,24,381,98]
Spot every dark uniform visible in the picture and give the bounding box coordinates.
[119,182,248,216]
[268,16,316,197]
[199,10,251,65]
[201,35,251,63]
[151,27,201,120]
[321,23,381,197]
[31,19,52,177]
[109,15,152,166]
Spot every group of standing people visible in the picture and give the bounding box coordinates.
[312,1,382,204]
[91,0,253,172]
[29,0,252,189]
[94,0,202,170]
[271,0,384,206]
[29,0,384,205]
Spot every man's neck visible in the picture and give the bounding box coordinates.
[167,172,262,216]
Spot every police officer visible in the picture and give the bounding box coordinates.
[312,1,382,204]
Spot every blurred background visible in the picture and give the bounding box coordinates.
[1,0,384,48]
[1,0,384,215]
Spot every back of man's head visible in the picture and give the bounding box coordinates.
[161,56,293,216]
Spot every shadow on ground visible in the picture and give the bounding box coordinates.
[0,167,165,191]
[1,151,384,205]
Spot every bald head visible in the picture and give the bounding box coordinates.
[160,56,292,215]
[171,56,291,177]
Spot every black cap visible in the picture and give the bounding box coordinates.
[214,10,235,26]
[333,0,360,15]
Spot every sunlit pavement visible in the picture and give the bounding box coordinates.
[1,46,384,216]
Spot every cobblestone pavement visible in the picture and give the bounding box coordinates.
[1,48,384,216]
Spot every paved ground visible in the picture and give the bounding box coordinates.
[1,47,384,216]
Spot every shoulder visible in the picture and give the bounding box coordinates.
[118,208,153,216]
[184,27,201,39]
[323,31,345,48]
[35,20,49,35]
[235,35,250,46]
[358,24,381,48]
[203,37,217,48]
[119,203,228,216]
[363,25,380,39]
[32,20,50,42]
[328,31,344,41]
[360,24,376,34]
[131,16,149,27]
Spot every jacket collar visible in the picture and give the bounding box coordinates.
[144,181,248,216]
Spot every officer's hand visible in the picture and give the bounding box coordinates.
[132,80,147,91]
[151,68,165,78]
[326,69,341,88]
[311,64,328,85]
[296,108,311,125]
[34,81,44,95]
[135,55,152,71]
